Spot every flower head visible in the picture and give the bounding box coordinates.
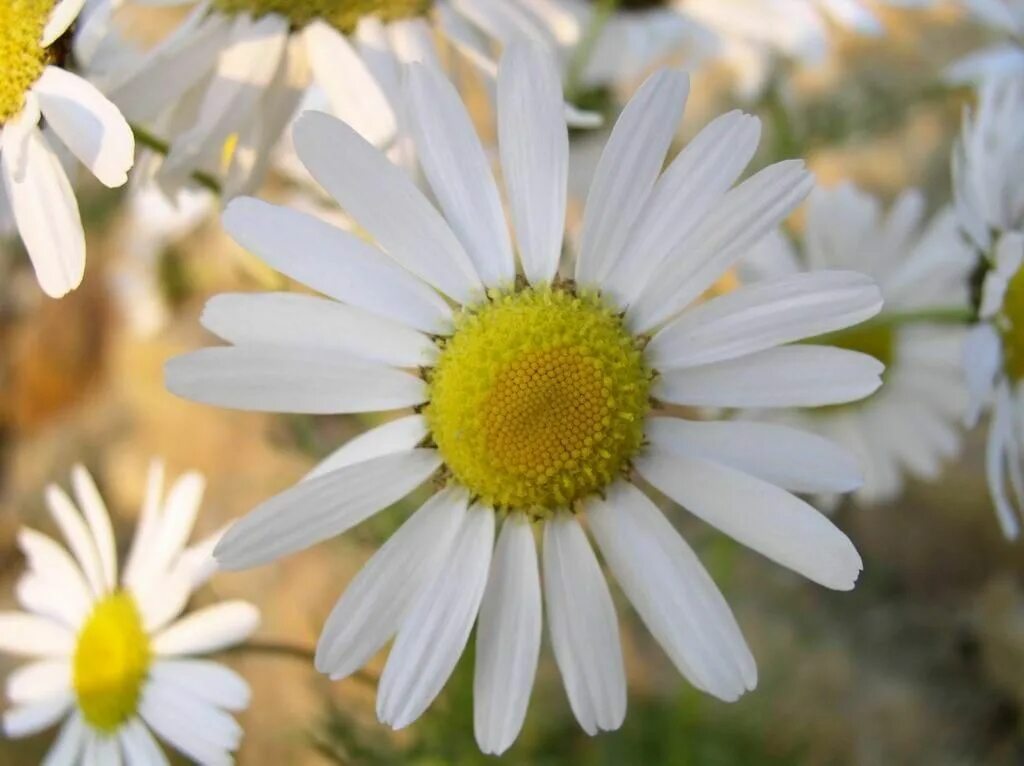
[0,463,259,763]
[167,45,881,753]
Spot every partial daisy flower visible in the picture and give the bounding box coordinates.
[945,0,1024,86]
[955,78,1024,537]
[0,463,259,763]
[167,46,881,753]
[0,0,135,298]
[743,184,974,507]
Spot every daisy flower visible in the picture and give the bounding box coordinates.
[0,0,134,298]
[955,79,1024,537]
[945,0,1024,86]
[167,45,882,754]
[743,184,974,507]
[0,463,260,763]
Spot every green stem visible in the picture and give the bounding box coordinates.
[226,641,379,685]
[565,0,619,103]
[130,124,222,195]
[873,306,977,328]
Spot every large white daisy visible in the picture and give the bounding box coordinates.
[945,0,1024,86]
[0,0,134,298]
[956,78,1024,537]
[744,183,973,507]
[167,46,882,754]
[0,463,260,764]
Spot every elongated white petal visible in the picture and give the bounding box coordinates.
[645,417,863,494]
[149,660,251,711]
[306,415,428,481]
[6,660,71,705]
[44,485,106,597]
[635,449,863,589]
[576,69,689,287]
[42,711,87,766]
[604,111,761,307]
[71,465,117,594]
[118,718,169,766]
[34,67,134,188]
[542,512,626,735]
[648,271,883,369]
[654,346,884,408]
[293,110,483,304]
[222,197,452,334]
[587,482,755,700]
[202,292,436,368]
[406,64,514,287]
[137,472,205,592]
[42,0,85,46]
[474,513,541,755]
[316,487,469,679]
[16,529,92,627]
[140,681,239,764]
[377,505,495,730]
[153,601,259,657]
[497,43,567,286]
[629,160,813,332]
[3,694,72,738]
[165,346,427,414]
[2,116,84,299]
[0,613,74,657]
[123,461,166,592]
[216,449,441,569]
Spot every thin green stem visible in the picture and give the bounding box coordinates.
[226,641,379,685]
[130,124,222,195]
[565,0,619,103]
[872,306,977,328]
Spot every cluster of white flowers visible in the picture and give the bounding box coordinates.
[0,0,1022,762]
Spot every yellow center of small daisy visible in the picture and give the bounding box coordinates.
[997,265,1024,381]
[73,592,151,733]
[0,0,53,124]
[212,0,430,33]
[426,286,651,513]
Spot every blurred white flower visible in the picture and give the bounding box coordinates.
[165,45,880,754]
[945,0,1024,86]
[0,462,260,764]
[745,183,975,507]
[0,0,135,298]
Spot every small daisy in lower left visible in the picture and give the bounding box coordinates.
[0,463,259,764]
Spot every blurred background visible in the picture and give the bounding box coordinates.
[3,3,1023,764]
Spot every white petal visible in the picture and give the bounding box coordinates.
[293,110,483,304]
[605,111,762,307]
[965,325,1004,426]
[201,292,436,368]
[0,613,74,657]
[3,694,72,738]
[473,513,541,755]
[118,718,169,766]
[306,415,428,481]
[123,461,165,592]
[587,481,756,701]
[222,197,451,334]
[42,711,87,766]
[149,660,251,711]
[635,448,863,589]
[315,486,469,679]
[648,271,883,369]
[44,484,106,597]
[377,505,495,730]
[6,660,71,705]
[139,682,239,765]
[71,465,117,594]
[34,67,134,188]
[654,346,884,408]
[987,387,1021,539]
[215,449,441,569]
[153,601,260,657]
[645,416,863,494]
[42,0,85,46]
[1,118,84,299]
[406,63,514,287]
[165,346,427,414]
[134,471,204,593]
[83,732,120,766]
[629,160,813,333]
[542,511,626,735]
[303,20,397,148]
[15,529,92,627]
[575,69,689,288]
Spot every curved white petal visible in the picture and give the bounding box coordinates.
[118,718,169,766]
[139,681,239,764]
[123,461,166,592]
[44,485,106,597]
[152,601,260,657]
[0,613,75,657]
[16,529,93,627]
[71,465,117,594]
[42,0,86,46]
[6,660,71,705]
[149,660,251,711]
[3,694,72,738]
[42,711,87,766]
[306,415,428,481]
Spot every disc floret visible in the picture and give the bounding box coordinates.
[211,0,430,33]
[998,265,1024,381]
[0,0,53,123]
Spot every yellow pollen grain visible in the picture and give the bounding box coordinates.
[211,0,430,33]
[998,265,1024,381]
[73,593,151,733]
[0,0,54,124]
[426,286,651,513]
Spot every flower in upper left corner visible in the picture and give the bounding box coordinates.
[0,462,259,764]
[0,0,135,298]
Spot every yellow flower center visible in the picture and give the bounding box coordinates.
[426,286,651,513]
[0,0,53,124]
[73,593,151,733]
[998,265,1024,381]
[212,0,430,33]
